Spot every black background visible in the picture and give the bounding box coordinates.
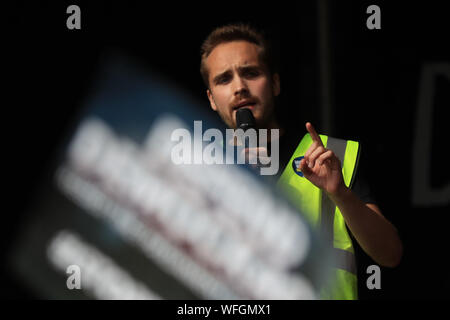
[4,0,450,300]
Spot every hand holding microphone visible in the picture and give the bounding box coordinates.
[235,108,270,167]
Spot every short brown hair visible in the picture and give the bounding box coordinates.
[200,23,276,88]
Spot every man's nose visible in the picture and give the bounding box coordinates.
[233,76,249,96]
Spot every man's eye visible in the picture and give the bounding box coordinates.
[217,77,230,84]
[245,70,259,78]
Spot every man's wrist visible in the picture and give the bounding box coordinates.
[327,183,351,204]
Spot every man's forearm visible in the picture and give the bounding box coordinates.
[328,186,403,268]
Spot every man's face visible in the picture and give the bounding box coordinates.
[205,40,280,129]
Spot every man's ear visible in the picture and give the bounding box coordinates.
[207,89,218,111]
[272,73,280,97]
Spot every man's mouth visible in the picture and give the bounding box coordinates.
[233,100,257,111]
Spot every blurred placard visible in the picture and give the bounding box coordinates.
[7,54,331,299]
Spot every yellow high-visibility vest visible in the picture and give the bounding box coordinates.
[277,133,360,300]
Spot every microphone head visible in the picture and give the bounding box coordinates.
[235,108,256,131]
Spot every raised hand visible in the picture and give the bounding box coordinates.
[298,122,345,195]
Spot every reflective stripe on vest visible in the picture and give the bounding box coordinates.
[277,133,360,300]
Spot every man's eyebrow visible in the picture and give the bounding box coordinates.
[212,70,232,84]
[238,64,261,71]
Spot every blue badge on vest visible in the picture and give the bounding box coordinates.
[292,156,304,177]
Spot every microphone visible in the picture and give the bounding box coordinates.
[235,108,258,151]
[235,108,256,131]
[235,108,270,170]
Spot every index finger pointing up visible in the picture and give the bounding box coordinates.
[306,122,323,146]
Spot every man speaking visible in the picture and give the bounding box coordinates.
[199,23,403,299]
